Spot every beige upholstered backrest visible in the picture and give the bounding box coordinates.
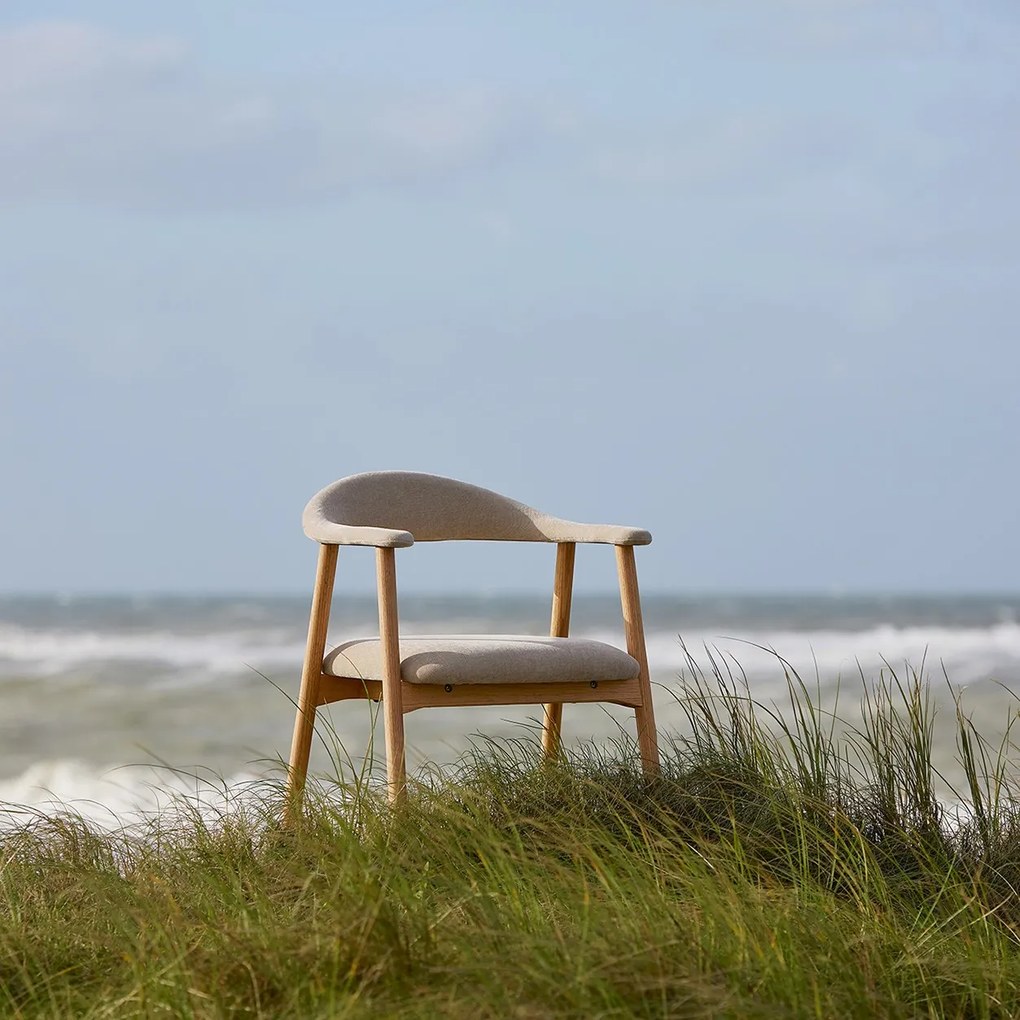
[302,471,651,547]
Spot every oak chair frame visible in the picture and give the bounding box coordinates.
[286,473,659,811]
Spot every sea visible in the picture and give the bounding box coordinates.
[2,592,1019,827]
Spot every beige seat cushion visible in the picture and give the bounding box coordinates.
[323,635,640,686]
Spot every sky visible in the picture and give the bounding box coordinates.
[1,1,1018,595]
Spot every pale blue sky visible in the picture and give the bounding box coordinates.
[1,2,1017,594]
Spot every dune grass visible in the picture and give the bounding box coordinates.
[3,655,1020,1018]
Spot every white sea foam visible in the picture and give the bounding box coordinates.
[3,620,1019,689]
[0,623,305,676]
[0,760,269,831]
[576,623,1020,689]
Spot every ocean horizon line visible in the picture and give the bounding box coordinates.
[3,587,1020,600]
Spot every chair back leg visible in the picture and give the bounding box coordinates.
[376,547,407,803]
[615,545,660,774]
[541,542,575,760]
[286,543,339,819]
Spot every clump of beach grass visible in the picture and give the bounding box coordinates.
[3,652,1020,1018]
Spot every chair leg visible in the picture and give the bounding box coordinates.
[376,547,407,804]
[541,703,563,760]
[286,543,339,821]
[615,545,660,775]
[634,701,660,773]
[541,542,575,761]
[384,705,407,803]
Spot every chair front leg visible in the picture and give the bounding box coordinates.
[286,543,339,820]
[615,544,659,774]
[376,546,407,804]
[542,542,575,760]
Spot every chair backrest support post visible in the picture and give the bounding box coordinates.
[549,542,576,638]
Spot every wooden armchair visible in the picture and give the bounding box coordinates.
[287,471,658,807]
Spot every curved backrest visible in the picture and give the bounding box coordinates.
[302,471,651,545]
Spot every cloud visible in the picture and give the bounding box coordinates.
[734,1,938,56]
[705,0,944,59]
[3,9,1015,253]
[0,20,185,96]
[776,0,940,54]
[0,20,543,210]
[588,112,857,192]
[709,0,1020,61]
